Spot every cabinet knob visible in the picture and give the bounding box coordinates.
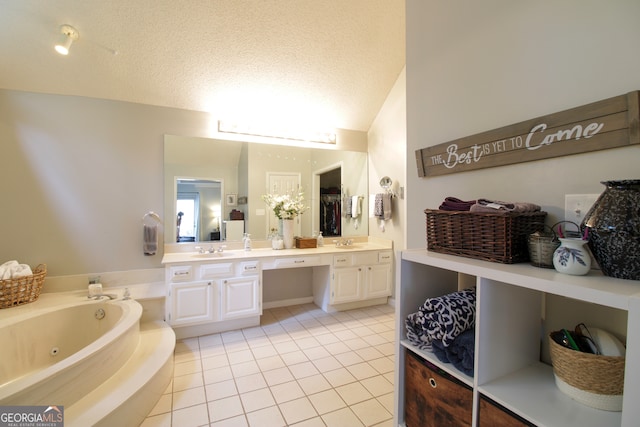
[208,282,212,286]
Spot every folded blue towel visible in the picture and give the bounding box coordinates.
[432,328,475,376]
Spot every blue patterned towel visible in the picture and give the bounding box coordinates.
[405,287,476,350]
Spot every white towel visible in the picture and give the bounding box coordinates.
[0,260,33,280]
[382,193,392,221]
[351,196,361,218]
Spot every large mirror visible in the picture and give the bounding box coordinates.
[164,135,368,243]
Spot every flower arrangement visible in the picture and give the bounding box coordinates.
[262,191,309,220]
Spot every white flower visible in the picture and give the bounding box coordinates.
[262,191,309,219]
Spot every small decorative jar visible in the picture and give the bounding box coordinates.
[553,238,591,276]
[581,179,640,280]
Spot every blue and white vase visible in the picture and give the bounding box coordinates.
[553,238,591,276]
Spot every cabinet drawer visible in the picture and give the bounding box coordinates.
[478,395,535,427]
[405,351,472,427]
[333,254,352,267]
[378,250,393,264]
[274,256,320,268]
[168,265,194,282]
[238,260,260,275]
[199,262,234,279]
[353,251,378,265]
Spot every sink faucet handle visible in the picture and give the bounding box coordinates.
[217,245,227,252]
[195,246,205,254]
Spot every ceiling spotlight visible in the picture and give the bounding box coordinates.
[54,25,79,55]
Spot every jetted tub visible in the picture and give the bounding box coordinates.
[0,292,142,407]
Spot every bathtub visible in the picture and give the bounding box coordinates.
[0,292,142,407]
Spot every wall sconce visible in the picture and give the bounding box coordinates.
[218,121,337,144]
[54,25,79,55]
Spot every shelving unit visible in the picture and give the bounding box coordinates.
[395,249,640,427]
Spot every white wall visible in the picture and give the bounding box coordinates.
[0,89,367,278]
[406,0,640,250]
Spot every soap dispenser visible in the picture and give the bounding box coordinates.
[244,233,252,251]
[317,231,324,247]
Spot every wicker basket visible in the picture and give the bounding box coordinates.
[424,210,547,263]
[548,334,625,411]
[0,264,46,308]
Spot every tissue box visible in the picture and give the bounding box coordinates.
[295,237,317,249]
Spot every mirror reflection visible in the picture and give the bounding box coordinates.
[164,135,368,243]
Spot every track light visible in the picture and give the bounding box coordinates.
[54,25,79,55]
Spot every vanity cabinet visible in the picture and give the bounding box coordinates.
[395,249,640,427]
[331,250,392,304]
[165,259,260,327]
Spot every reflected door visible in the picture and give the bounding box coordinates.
[267,173,302,237]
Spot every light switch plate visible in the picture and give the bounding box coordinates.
[564,194,599,224]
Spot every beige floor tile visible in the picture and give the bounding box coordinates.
[263,366,295,386]
[240,387,276,412]
[172,403,209,427]
[221,329,246,343]
[368,356,395,375]
[334,351,365,367]
[228,349,256,365]
[347,362,379,380]
[201,353,230,371]
[256,354,286,371]
[297,373,332,395]
[245,405,286,427]
[199,333,223,348]
[307,389,347,415]
[210,414,249,427]
[290,417,326,427]
[172,386,207,410]
[173,372,205,392]
[230,360,261,377]
[235,372,267,393]
[303,345,331,360]
[322,367,358,388]
[280,350,309,365]
[311,355,342,373]
[321,407,364,427]
[200,343,227,358]
[174,359,202,377]
[355,346,385,362]
[279,397,318,425]
[269,380,306,404]
[350,398,392,426]
[335,381,373,405]
[289,361,320,379]
[377,391,395,414]
[209,395,245,423]
[205,379,238,401]
[273,339,300,354]
[251,344,279,359]
[203,366,234,384]
[361,375,394,397]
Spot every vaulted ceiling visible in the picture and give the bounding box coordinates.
[0,0,405,131]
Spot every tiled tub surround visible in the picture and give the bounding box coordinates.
[143,303,396,427]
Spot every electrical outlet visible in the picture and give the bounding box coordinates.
[564,194,599,224]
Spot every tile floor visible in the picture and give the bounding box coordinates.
[141,303,396,427]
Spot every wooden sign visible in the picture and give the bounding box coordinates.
[415,91,640,177]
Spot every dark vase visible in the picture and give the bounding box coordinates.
[581,180,640,280]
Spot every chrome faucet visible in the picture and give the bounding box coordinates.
[196,245,225,254]
[88,293,117,300]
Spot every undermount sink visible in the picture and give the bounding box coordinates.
[335,245,359,249]
[191,252,229,258]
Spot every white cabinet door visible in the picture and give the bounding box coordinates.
[169,281,215,326]
[332,266,364,304]
[365,263,392,298]
[220,276,261,320]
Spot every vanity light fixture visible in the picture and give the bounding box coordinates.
[54,25,79,55]
[218,121,336,144]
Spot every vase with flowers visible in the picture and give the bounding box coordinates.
[262,191,309,249]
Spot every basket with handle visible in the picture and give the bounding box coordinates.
[0,264,47,308]
[527,224,560,268]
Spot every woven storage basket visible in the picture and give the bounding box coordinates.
[0,264,46,308]
[548,334,625,411]
[424,209,547,264]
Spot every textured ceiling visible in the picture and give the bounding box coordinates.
[0,0,405,131]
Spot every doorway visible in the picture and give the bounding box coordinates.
[314,164,342,238]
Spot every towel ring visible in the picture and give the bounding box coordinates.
[143,211,162,224]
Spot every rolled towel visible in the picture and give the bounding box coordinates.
[344,196,352,217]
[405,287,476,350]
[143,224,158,255]
[470,199,541,213]
[0,260,33,280]
[431,329,475,376]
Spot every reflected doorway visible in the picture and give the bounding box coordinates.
[315,164,342,238]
